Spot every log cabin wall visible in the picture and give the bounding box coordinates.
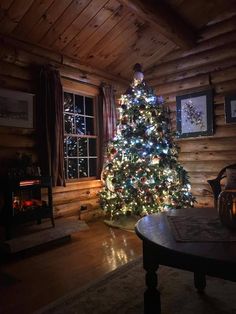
[147,15,236,208]
[0,37,126,219]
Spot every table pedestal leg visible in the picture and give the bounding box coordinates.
[143,243,161,314]
[194,272,206,293]
[144,268,161,314]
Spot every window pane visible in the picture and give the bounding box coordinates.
[85,117,94,135]
[75,95,84,114]
[64,114,74,134]
[78,138,87,157]
[89,139,96,156]
[67,136,77,157]
[75,116,85,135]
[64,159,68,179]
[64,92,74,113]
[79,158,88,178]
[85,97,94,116]
[68,159,78,179]
[64,137,67,156]
[89,158,97,176]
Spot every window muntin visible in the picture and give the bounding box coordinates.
[64,92,97,180]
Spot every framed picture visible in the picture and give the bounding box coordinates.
[176,90,213,138]
[225,94,236,124]
[0,88,34,128]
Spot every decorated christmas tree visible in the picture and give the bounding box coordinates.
[100,64,195,218]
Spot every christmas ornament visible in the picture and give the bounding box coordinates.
[151,155,160,165]
[133,63,144,85]
[110,147,117,155]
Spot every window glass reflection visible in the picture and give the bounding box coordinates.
[75,95,84,114]
[79,158,88,177]
[75,116,85,135]
[89,139,96,156]
[64,93,74,113]
[67,137,77,157]
[89,158,97,176]
[64,114,74,134]
[85,97,93,116]
[86,117,94,135]
[78,138,87,156]
[68,159,78,179]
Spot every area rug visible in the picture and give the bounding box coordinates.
[35,257,236,314]
[1,217,89,253]
[167,215,236,242]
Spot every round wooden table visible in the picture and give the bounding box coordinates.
[135,207,236,314]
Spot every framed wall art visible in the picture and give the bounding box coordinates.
[225,94,236,124]
[176,89,213,138]
[0,88,34,128]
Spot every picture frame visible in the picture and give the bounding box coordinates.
[225,94,236,124]
[0,88,34,128]
[176,89,213,138]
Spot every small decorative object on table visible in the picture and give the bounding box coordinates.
[218,190,236,229]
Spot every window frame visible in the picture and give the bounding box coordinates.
[63,87,100,182]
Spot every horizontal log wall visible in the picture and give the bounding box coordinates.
[0,37,126,219]
[148,17,236,208]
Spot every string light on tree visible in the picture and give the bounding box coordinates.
[100,64,195,218]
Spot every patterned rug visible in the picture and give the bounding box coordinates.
[35,257,236,314]
[167,215,236,242]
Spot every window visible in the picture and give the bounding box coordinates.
[64,91,98,180]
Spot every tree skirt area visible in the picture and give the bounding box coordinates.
[35,257,236,314]
[104,215,140,232]
[0,217,89,254]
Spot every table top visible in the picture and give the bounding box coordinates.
[135,207,236,265]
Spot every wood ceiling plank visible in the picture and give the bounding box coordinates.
[12,0,55,38]
[72,3,128,59]
[0,0,34,35]
[171,0,236,29]
[0,0,15,21]
[77,9,131,64]
[142,41,177,73]
[100,21,152,72]
[82,12,140,68]
[51,0,109,52]
[60,0,121,55]
[119,0,196,49]
[110,28,174,79]
[26,0,73,43]
[40,0,92,47]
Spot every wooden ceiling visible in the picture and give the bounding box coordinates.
[0,0,236,81]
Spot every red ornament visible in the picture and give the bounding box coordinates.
[110,147,117,155]
[141,176,147,183]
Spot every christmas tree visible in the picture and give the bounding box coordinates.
[100,64,195,218]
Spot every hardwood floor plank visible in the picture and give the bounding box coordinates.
[0,218,142,314]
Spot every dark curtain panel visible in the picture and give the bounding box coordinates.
[36,65,65,186]
[97,84,117,177]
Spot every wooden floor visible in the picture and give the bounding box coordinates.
[0,218,142,314]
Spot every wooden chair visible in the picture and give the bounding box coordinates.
[207,163,236,208]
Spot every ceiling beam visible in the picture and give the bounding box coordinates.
[119,0,196,49]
